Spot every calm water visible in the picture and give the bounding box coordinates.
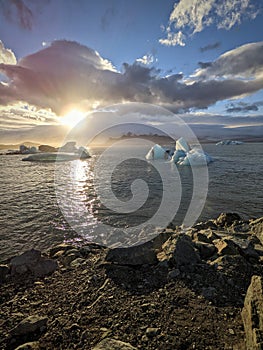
[0,143,262,261]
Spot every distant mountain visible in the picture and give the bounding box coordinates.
[0,141,40,150]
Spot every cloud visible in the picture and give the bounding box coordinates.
[0,41,17,65]
[159,0,261,46]
[136,53,155,65]
[0,0,51,30]
[0,40,263,118]
[100,6,117,31]
[199,42,221,52]
[226,101,263,113]
[193,41,263,79]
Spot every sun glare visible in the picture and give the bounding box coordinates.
[61,109,86,127]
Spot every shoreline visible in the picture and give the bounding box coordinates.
[0,213,263,349]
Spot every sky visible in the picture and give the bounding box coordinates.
[0,0,263,144]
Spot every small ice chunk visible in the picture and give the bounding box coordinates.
[171,149,186,163]
[175,137,190,153]
[178,149,213,166]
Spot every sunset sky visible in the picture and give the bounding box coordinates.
[0,0,263,144]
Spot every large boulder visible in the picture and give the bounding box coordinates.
[172,234,201,268]
[92,338,137,350]
[242,275,263,350]
[106,241,158,266]
[250,218,263,245]
[216,213,241,227]
[0,264,9,284]
[10,315,48,336]
[10,249,58,277]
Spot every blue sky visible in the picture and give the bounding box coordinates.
[0,0,262,144]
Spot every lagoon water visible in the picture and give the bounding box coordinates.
[0,142,262,261]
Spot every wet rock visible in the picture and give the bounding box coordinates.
[172,235,201,268]
[70,258,86,267]
[0,264,9,283]
[14,341,40,349]
[216,213,241,228]
[10,249,58,277]
[242,275,263,350]
[106,241,158,265]
[91,338,137,349]
[193,231,212,244]
[194,242,216,260]
[10,315,48,336]
[214,239,239,256]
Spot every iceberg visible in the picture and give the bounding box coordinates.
[146,144,171,160]
[216,140,244,145]
[177,148,213,166]
[175,137,190,153]
[146,137,213,166]
[22,147,91,162]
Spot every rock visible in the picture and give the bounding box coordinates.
[106,241,158,265]
[145,327,160,338]
[49,243,76,258]
[202,287,217,300]
[193,231,212,244]
[250,217,263,245]
[194,242,217,260]
[91,338,137,349]
[14,342,39,349]
[70,258,86,267]
[167,269,180,280]
[10,315,48,336]
[172,235,200,268]
[0,264,9,283]
[10,249,58,277]
[242,275,263,350]
[214,239,239,255]
[216,213,241,227]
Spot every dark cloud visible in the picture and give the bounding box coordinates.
[101,6,117,31]
[0,40,263,115]
[199,42,221,52]
[226,101,263,113]
[0,0,50,30]
[195,41,263,79]
[198,61,212,69]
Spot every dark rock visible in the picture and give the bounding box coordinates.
[172,235,201,268]
[194,242,217,260]
[145,327,160,338]
[91,338,137,349]
[0,264,9,283]
[216,213,241,227]
[242,275,263,350]
[193,231,212,244]
[10,249,58,277]
[106,241,158,265]
[214,239,239,255]
[10,315,48,336]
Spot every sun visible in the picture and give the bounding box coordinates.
[60,109,86,127]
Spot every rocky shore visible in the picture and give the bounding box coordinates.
[0,213,263,350]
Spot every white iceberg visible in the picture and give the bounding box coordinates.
[175,137,190,153]
[22,146,91,162]
[216,140,244,145]
[177,148,214,166]
[146,144,171,160]
[146,137,213,166]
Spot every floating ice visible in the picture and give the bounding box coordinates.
[216,140,244,145]
[146,144,170,160]
[146,137,213,166]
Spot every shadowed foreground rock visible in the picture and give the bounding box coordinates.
[242,275,263,350]
[1,213,263,350]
